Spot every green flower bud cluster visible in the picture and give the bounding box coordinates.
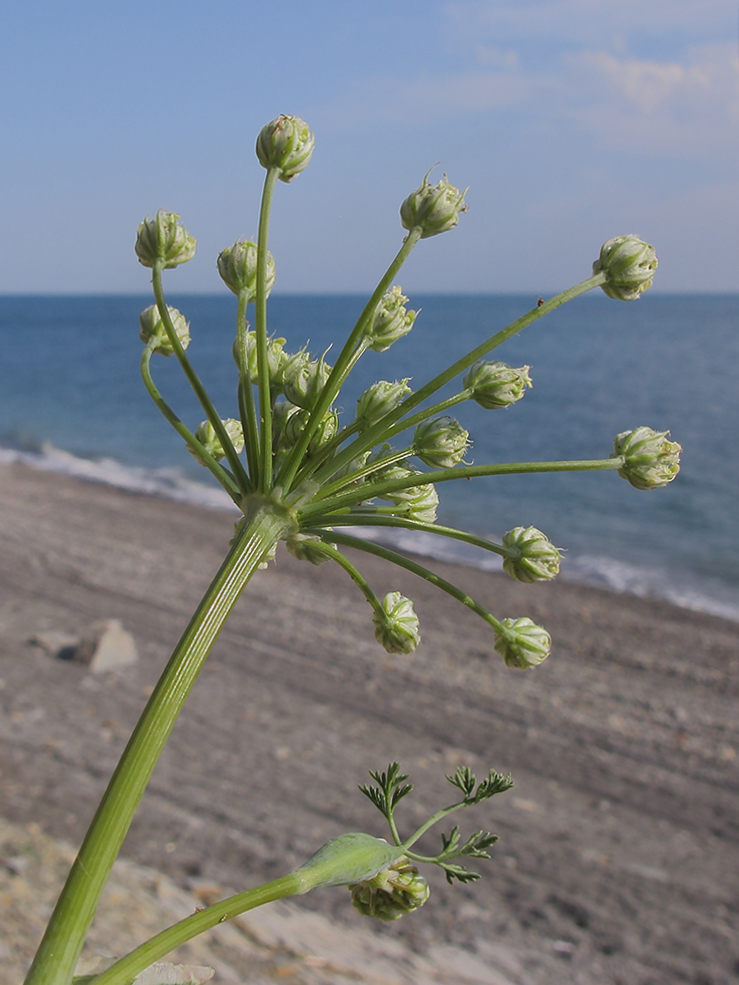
[494,617,551,669]
[139,305,190,356]
[218,240,275,300]
[593,235,658,301]
[135,210,196,269]
[233,330,288,386]
[613,426,681,490]
[190,419,244,465]
[350,858,430,921]
[464,360,532,409]
[356,379,413,431]
[281,350,332,410]
[365,287,418,352]
[373,592,420,654]
[400,171,467,239]
[502,526,562,583]
[256,115,315,183]
[413,416,470,469]
[367,452,440,523]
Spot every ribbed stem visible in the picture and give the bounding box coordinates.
[23,503,292,985]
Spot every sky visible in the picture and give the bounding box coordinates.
[0,0,737,294]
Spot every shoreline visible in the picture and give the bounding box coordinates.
[1,444,736,624]
[1,461,738,985]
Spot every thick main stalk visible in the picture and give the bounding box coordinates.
[23,503,291,985]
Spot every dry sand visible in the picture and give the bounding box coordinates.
[0,462,737,985]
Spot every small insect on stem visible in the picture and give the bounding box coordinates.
[537,298,544,307]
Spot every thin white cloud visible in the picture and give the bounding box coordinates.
[444,0,736,46]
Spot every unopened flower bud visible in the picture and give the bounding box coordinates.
[373,592,420,654]
[402,483,439,524]
[356,379,413,430]
[285,533,330,566]
[233,330,288,385]
[256,115,315,182]
[139,305,190,356]
[502,526,561,583]
[494,617,551,669]
[593,235,658,301]
[284,407,339,455]
[135,210,196,269]
[414,416,470,469]
[612,426,681,490]
[281,350,332,410]
[350,858,429,922]
[400,171,467,239]
[365,287,418,353]
[218,240,275,300]
[190,419,244,464]
[464,360,532,409]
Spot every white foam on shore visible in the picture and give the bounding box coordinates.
[3,442,737,622]
[0,442,238,512]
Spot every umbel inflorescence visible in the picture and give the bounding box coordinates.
[21,114,684,985]
[136,114,679,672]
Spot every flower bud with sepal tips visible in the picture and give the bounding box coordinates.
[218,240,275,300]
[281,350,332,410]
[365,287,418,353]
[139,305,190,356]
[356,379,413,431]
[612,426,681,490]
[256,115,315,183]
[233,330,288,386]
[400,171,467,239]
[373,592,420,654]
[464,360,532,409]
[284,407,339,456]
[494,617,551,669]
[502,526,562,583]
[135,210,196,269]
[414,417,470,469]
[593,235,658,301]
[190,419,244,464]
[350,858,430,921]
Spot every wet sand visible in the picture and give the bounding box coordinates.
[1,462,737,985]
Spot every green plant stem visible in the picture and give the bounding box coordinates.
[402,801,467,854]
[151,264,251,495]
[85,874,306,985]
[304,514,515,559]
[235,292,261,483]
[304,455,624,519]
[277,227,424,492]
[307,541,382,610]
[140,344,242,503]
[315,446,413,501]
[321,531,505,634]
[256,167,279,491]
[312,273,607,488]
[22,502,292,985]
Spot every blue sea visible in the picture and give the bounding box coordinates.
[1,293,737,621]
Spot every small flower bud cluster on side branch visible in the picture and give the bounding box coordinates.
[135,116,680,675]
